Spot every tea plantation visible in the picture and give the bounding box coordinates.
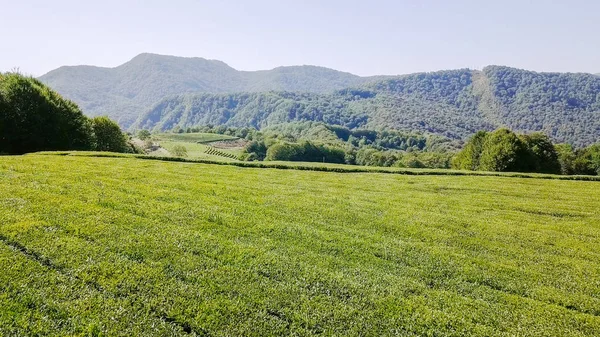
[1,154,599,336]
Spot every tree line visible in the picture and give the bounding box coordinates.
[0,73,132,155]
[453,129,600,175]
[3,71,598,176]
[174,123,600,175]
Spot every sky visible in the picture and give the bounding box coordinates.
[1,0,599,77]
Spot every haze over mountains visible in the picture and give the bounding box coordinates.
[40,53,600,146]
[40,53,386,126]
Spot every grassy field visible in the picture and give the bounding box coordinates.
[152,133,243,161]
[1,153,599,336]
[157,141,239,161]
[153,132,238,144]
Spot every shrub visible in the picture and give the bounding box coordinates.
[91,116,129,152]
[171,145,188,157]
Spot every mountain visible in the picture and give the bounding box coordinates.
[41,55,600,146]
[40,53,382,127]
[133,66,600,147]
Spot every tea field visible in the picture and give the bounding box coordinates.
[151,133,243,161]
[1,153,599,336]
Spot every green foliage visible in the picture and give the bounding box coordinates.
[170,145,188,157]
[137,129,151,140]
[0,72,94,154]
[40,54,376,128]
[452,131,488,170]
[40,56,600,146]
[455,129,563,174]
[91,116,128,153]
[1,154,600,335]
[573,144,600,175]
[555,143,577,175]
[483,66,600,147]
[128,66,600,147]
[155,132,236,143]
[519,133,561,174]
[265,141,345,163]
[244,140,268,161]
[477,129,529,172]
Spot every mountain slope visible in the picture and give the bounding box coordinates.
[134,67,600,146]
[40,53,378,127]
[41,55,600,146]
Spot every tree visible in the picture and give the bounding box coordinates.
[478,129,530,172]
[586,144,600,175]
[265,143,300,161]
[244,140,268,160]
[519,133,561,174]
[573,144,600,175]
[91,116,128,152]
[264,141,345,163]
[171,145,188,157]
[555,144,576,175]
[0,72,94,154]
[452,131,487,170]
[137,129,151,140]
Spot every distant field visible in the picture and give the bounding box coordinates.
[1,153,599,336]
[152,133,243,160]
[158,141,239,161]
[154,132,238,143]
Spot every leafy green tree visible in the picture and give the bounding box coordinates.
[137,129,151,140]
[452,131,487,170]
[478,129,530,172]
[0,73,94,154]
[91,117,128,152]
[265,141,344,163]
[265,143,301,162]
[399,153,425,168]
[555,144,577,175]
[587,145,600,175]
[244,140,268,160]
[519,133,561,174]
[573,144,600,175]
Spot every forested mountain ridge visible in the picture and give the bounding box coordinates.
[133,66,600,146]
[40,53,383,127]
[41,54,600,146]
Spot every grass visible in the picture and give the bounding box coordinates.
[153,132,237,144]
[1,153,599,336]
[40,151,600,181]
[152,133,243,161]
[158,141,237,161]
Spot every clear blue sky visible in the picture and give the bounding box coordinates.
[1,0,598,76]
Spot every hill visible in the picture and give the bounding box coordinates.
[39,53,380,127]
[1,153,599,336]
[41,55,600,146]
[134,67,600,147]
